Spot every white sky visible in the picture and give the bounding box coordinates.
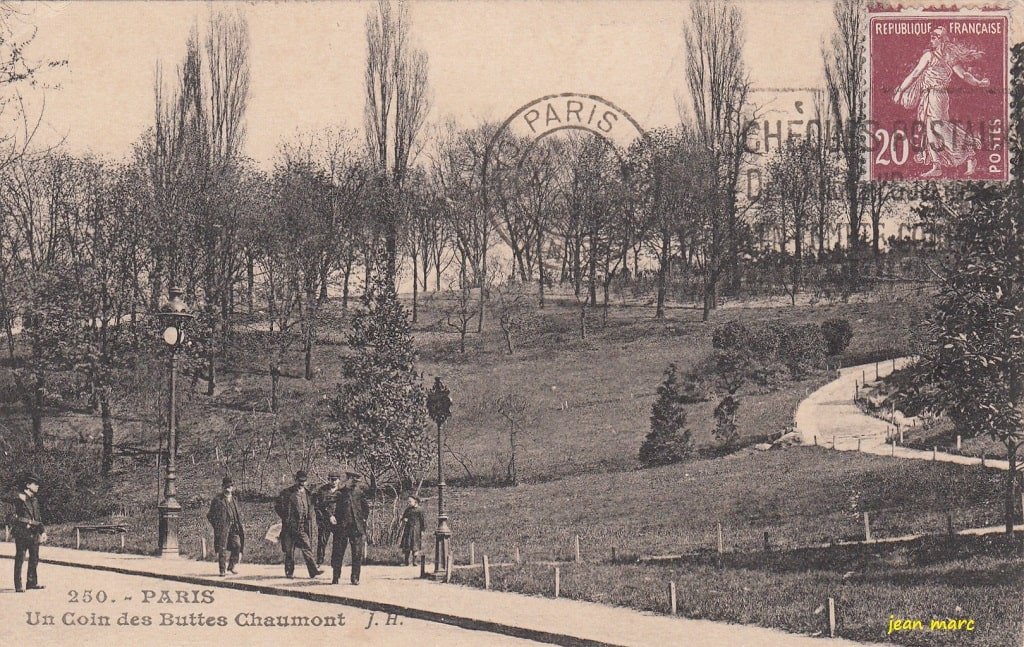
[21,0,835,162]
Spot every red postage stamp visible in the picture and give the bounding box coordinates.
[867,5,1009,182]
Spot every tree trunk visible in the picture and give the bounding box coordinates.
[477,247,487,333]
[588,227,598,306]
[1005,441,1018,534]
[656,227,671,319]
[270,364,281,414]
[537,228,546,309]
[247,256,255,313]
[206,354,216,396]
[411,250,419,324]
[31,374,44,451]
[100,391,114,477]
[342,260,353,309]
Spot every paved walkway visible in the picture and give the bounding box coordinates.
[795,360,1010,471]
[0,543,878,647]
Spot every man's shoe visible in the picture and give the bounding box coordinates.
[350,579,359,586]
[27,585,45,590]
[14,587,23,593]
[331,578,339,584]
[310,569,324,578]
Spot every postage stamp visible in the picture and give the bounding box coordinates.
[867,5,1010,182]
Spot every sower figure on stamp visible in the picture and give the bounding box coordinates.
[8,472,46,592]
[314,472,343,566]
[207,476,245,576]
[399,495,425,566]
[330,470,370,585]
[274,470,322,579]
[892,26,990,178]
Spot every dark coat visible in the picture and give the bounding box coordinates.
[206,493,245,552]
[399,505,425,553]
[275,484,318,541]
[334,484,370,537]
[313,484,340,524]
[8,494,43,542]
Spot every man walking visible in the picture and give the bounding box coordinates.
[9,473,45,593]
[206,477,245,576]
[274,470,322,579]
[314,472,342,566]
[331,470,370,585]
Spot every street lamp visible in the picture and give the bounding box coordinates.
[426,377,452,579]
[157,286,194,558]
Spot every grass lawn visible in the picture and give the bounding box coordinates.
[451,533,1024,647]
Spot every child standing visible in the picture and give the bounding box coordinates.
[399,495,425,566]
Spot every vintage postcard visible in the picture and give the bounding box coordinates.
[0,1,1021,646]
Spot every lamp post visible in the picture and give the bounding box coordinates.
[157,286,194,558]
[426,377,452,579]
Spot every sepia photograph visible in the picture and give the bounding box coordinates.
[0,1,1021,645]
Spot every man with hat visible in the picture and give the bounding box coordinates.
[274,470,322,579]
[9,472,45,592]
[330,470,371,585]
[206,476,245,576]
[313,472,343,566]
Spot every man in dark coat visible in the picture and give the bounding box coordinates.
[9,473,45,592]
[274,470,322,579]
[330,470,371,585]
[313,472,343,566]
[206,476,245,576]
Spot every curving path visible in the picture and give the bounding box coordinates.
[795,360,1010,471]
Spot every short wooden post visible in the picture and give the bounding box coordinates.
[574,534,581,563]
[946,513,954,537]
[420,554,426,578]
[669,581,677,614]
[76,527,81,550]
[933,446,937,461]
[553,566,560,598]
[483,555,491,590]
[863,512,872,542]
[611,546,617,563]
[875,362,879,379]
[981,454,986,467]
[891,440,896,456]
[828,597,836,638]
[763,531,770,551]
[716,522,724,556]
[857,438,862,451]
[862,369,866,383]
[956,435,962,451]
[469,542,475,565]
[813,435,818,446]
[201,536,207,559]
[892,357,896,371]
[514,545,521,564]
[831,435,836,449]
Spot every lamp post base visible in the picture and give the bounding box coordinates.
[157,498,183,558]
[433,514,452,581]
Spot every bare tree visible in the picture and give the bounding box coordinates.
[683,0,755,313]
[495,392,531,486]
[441,278,474,354]
[823,0,865,252]
[364,0,430,279]
[761,138,817,304]
[493,280,537,355]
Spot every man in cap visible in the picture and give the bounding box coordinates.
[314,472,343,566]
[9,473,45,592]
[274,470,322,579]
[330,470,371,585]
[206,476,245,576]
